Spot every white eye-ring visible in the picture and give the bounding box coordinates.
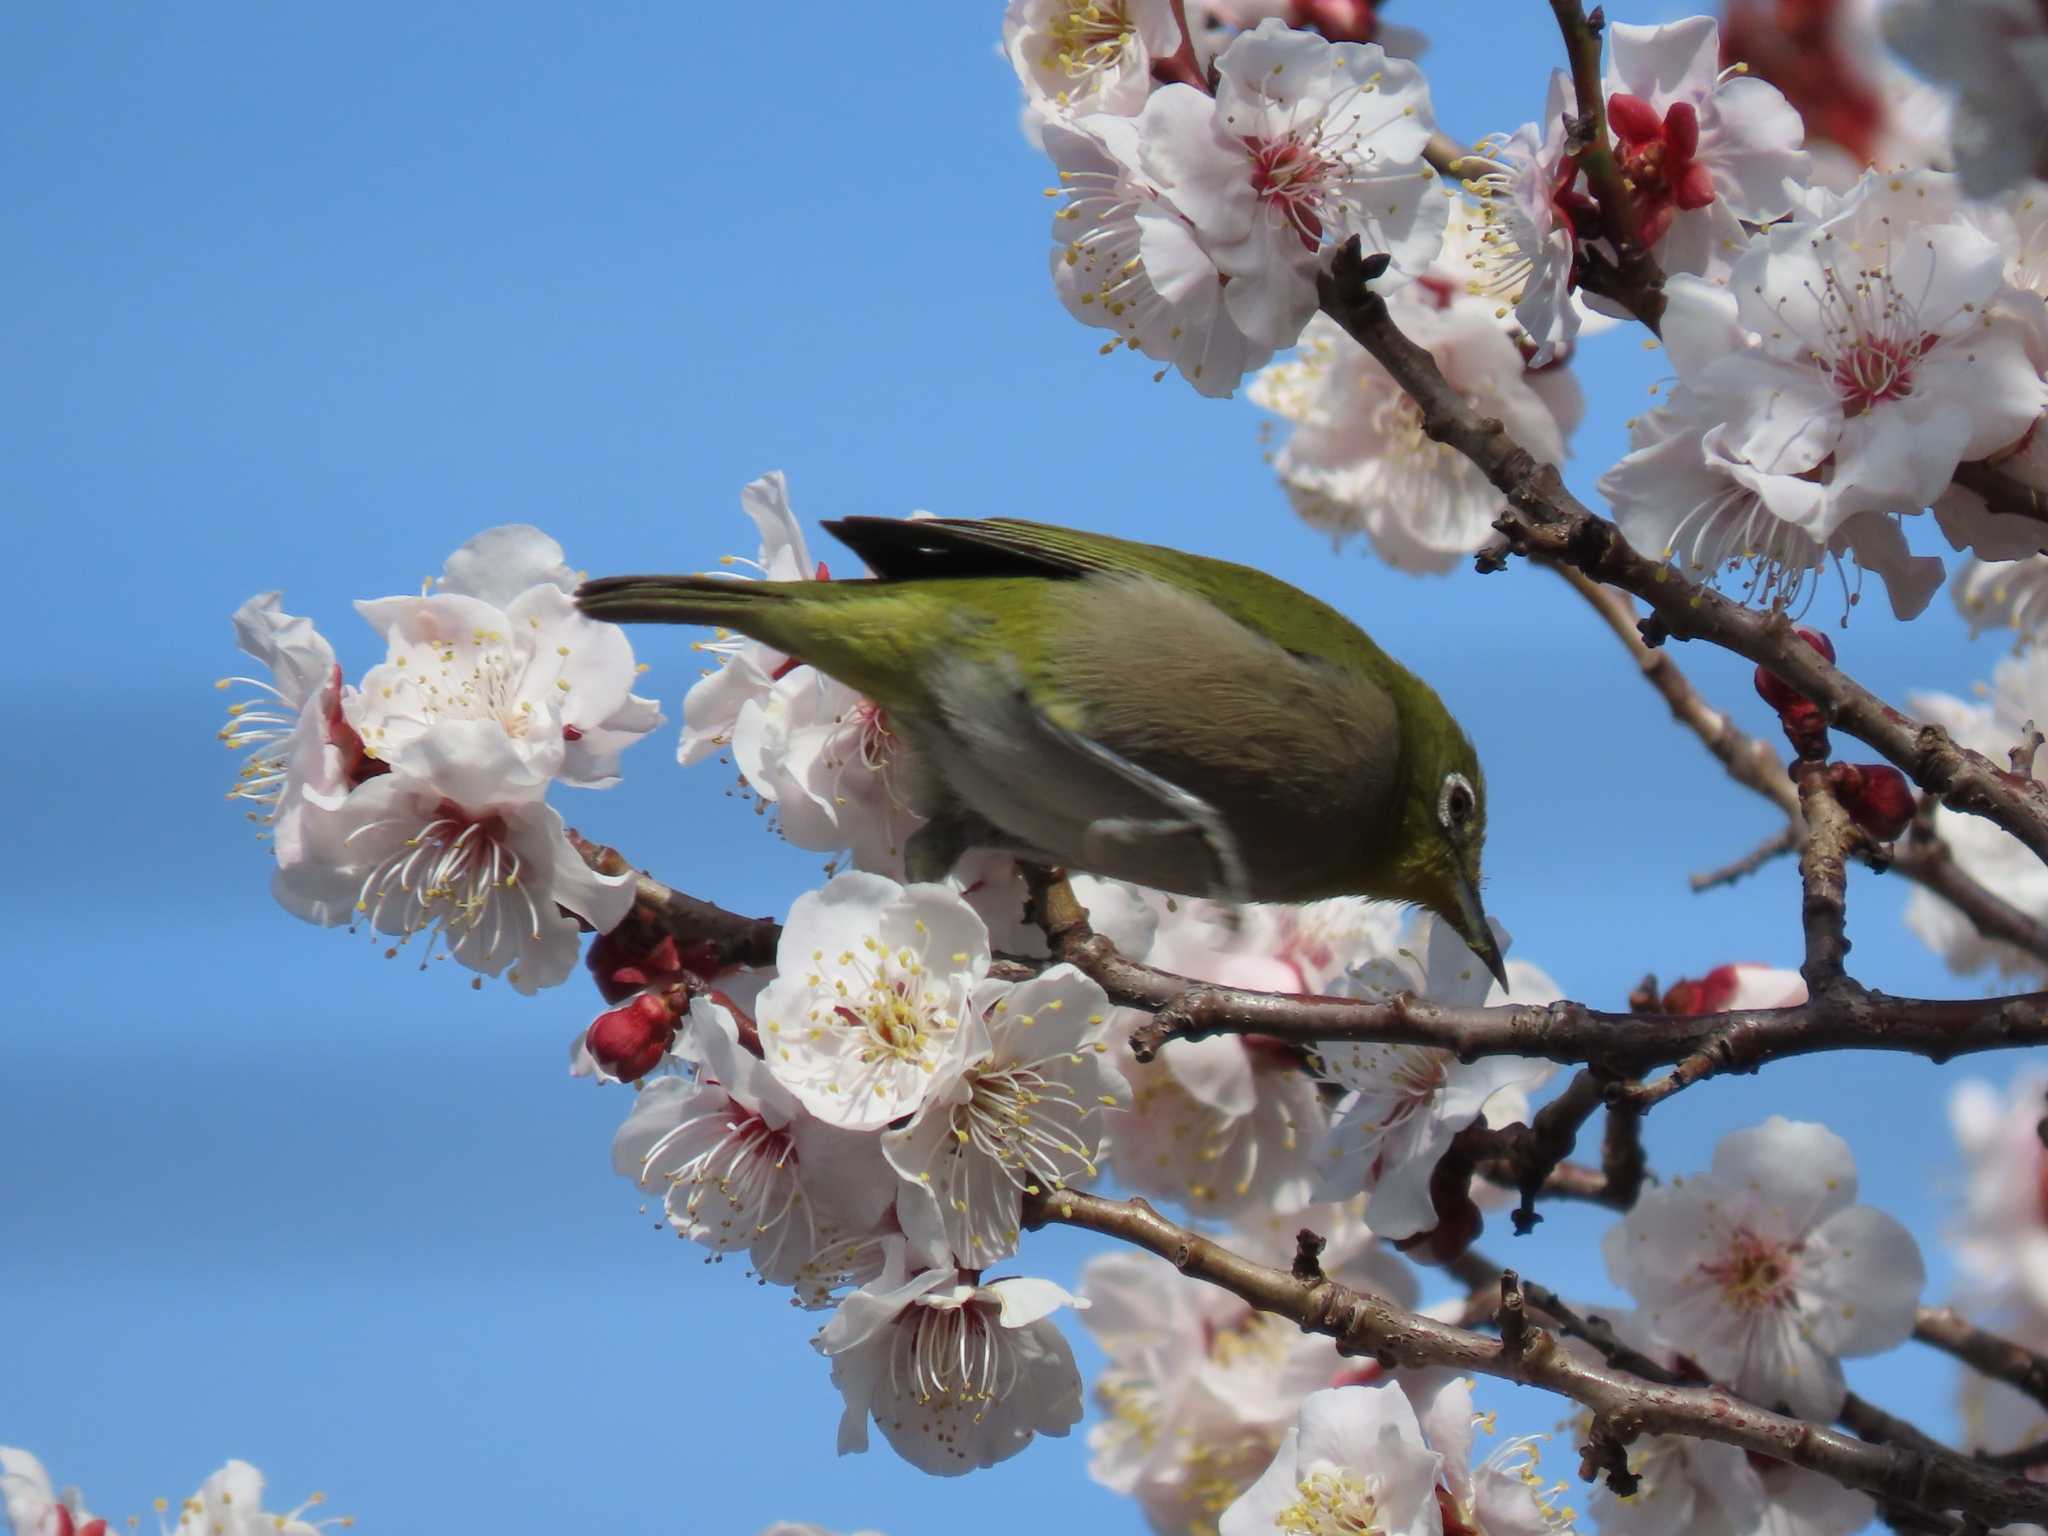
[1438,772,1476,832]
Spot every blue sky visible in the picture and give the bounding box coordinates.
[0,3,2021,1533]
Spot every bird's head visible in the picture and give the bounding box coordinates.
[1381,714,1504,989]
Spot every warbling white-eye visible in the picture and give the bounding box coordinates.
[578,517,1504,985]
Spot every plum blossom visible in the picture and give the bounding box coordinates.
[1413,1375,1578,1536]
[1955,553,2048,646]
[671,475,922,872]
[1135,22,1446,352]
[0,1452,346,1536]
[815,1241,1085,1475]
[1601,399,1946,619]
[1603,1116,1924,1420]
[1251,303,1580,572]
[1651,171,2048,563]
[677,472,823,766]
[1659,962,1808,1015]
[1217,1382,1443,1536]
[1598,15,1810,284]
[755,873,987,1130]
[1883,0,2048,197]
[884,965,1127,1267]
[1045,114,1277,396]
[2,1449,102,1536]
[159,1461,340,1536]
[730,667,924,877]
[757,1525,886,1536]
[1461,71,1584,363]
[613,996,895,1283]
[1906,653,2048,981]
[217,593,372,864]
[1080,1203,1419,1530]
[271,733,634,992]
[1949,1070,2048,1310]
[1204,1,1428,57]
[1311,914,1559,1240]
[1004,0,1184,120]
[348,526,662,793]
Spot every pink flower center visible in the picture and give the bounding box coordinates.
[1606,93,1715,246]
[1248,134,1339,250]
[52,1512,109,1536]
[1698,1225,1801,1313]
[1830,331,1934,416]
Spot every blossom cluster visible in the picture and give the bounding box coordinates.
[1,1450,343,1536]
[218,526,656,992]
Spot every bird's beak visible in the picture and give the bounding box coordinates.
[1454,875,1511,993]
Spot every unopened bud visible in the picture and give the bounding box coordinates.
[1290,0,1379,41]
[586,929,722,1004]
[1777,697,1829,759]
[1828,761,1915,841]
[1662,962,1806,1014]
[584,992,680,1082]
[1752,626,1836,713]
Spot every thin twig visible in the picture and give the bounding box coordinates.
[1692,826,1802,892]
[1916,1306,2048,1419]
[1794,760,1859,991]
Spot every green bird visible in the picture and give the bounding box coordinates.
[578,517,1504,985]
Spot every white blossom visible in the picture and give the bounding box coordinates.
[1603,1116,1924,1420]
[350,526,662,793]
[1414,1375,1577,1536]
[1252,304,1579,572]
[884,965,1127,1267]
[1949,1070,2048,1311]
[1460,71,1582,363]
[271,732,634,992]
[1218,1382,1443,1536]
[1312,914,1558,1240]
[755,873,987,1130]
[613,996,895,1283]
[677,472,823,766]
[815,1242,1085,1475]
[1083,1231,1413,1533]
[1599,16,1810,281]
[1045,112,1277,396]
[1136,22,1446,353]
[1004,0,1184,120]
[1655,171,2048,559]
[1602,397,1946,619]
[2,1449,102,1536]
[158,1462,339,1536]
[1906,654,2048,981]
[217,592,362,864]
[1954,553,2048,645]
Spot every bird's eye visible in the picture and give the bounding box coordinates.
[1438,772,1476,832]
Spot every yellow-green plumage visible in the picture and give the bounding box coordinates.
[579,517,1503,982]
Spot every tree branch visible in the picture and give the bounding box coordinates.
[1794,760,1858,990]
[1916,1305,2048,1419]
[1023,1189,2048,1528]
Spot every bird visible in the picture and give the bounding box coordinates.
[577,516,1504,985]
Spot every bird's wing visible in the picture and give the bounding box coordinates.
[916,572,1403,901]
[825,517,1401,675]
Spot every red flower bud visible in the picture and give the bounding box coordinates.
[1289,0,1379,41]
[1753,626,1836,712]
[1777,697,1829,759]
[1829,761,1916,841]
[584,992,680,1083]
[1662,964,1741,1016]
[1606,90,1664,143]
[586,928,723,1004]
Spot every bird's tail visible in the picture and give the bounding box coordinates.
[576,573,811,649]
